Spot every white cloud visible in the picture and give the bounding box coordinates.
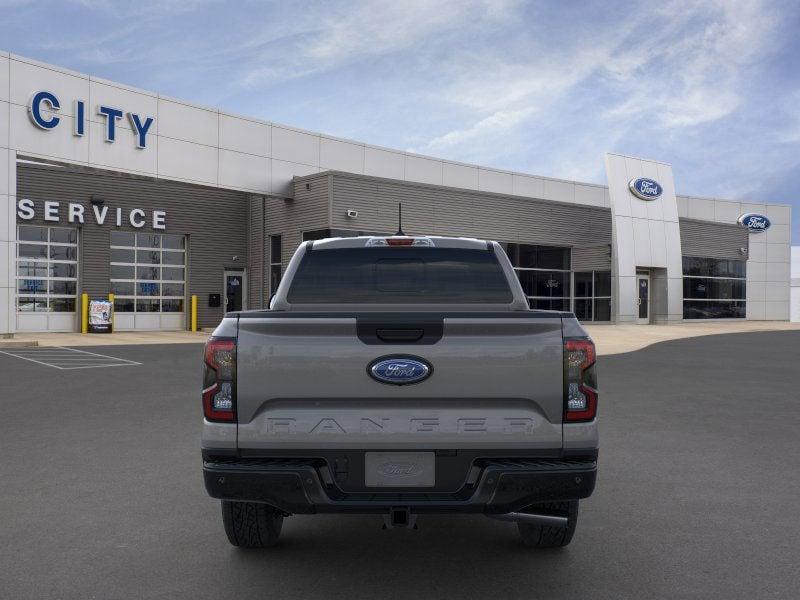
[239,0,518,87]
[410,0,785,182]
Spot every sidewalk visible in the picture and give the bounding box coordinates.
[2,321,798,353]
[2,330,210,347]
[584,321,800,355]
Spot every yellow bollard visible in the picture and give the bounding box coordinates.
[191,295,198,332]
[108,293,115,332]
[81,293,89,334]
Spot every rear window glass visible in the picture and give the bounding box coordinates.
[287,247,513,304]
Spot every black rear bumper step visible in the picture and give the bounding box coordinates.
[203,457,596,514]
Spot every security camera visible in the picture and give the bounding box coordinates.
[739,247,748,256]
[346,209,359,219]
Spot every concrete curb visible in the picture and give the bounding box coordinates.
[0,340,39,348]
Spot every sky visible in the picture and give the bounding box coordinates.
[2,0,799,241]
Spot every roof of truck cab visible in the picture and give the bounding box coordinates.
[309,236,492,250]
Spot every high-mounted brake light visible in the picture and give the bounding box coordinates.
[564,338,597,422]
[202,337,236,422]
[365,237,436,247]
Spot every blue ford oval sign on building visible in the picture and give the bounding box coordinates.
[369,356,432,385]
[628,178,663,200]
[737,213,771,233]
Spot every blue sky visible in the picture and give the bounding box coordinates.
[2,0,799,240]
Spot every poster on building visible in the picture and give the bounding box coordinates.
[88,300,113,333]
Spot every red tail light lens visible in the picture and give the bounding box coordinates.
[564,338,598,422]
[203,337,236,422]
[365,237,436,247]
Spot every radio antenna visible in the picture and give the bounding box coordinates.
[395,203,405,236]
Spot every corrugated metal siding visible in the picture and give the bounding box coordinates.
[572,245,612,271]
[16,163,249,328]
[326,172,612,248]
[247,195,265,309]
[264,173,330,274]
[679,218,749,259]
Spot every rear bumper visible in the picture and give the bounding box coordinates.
[203,455,596,514]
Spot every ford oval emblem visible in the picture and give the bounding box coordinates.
[368,356,432,385]
[628,178,663,201]
[737,213,771,233]
[377,461,424,477]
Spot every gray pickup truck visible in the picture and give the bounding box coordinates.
[202,235,598,548]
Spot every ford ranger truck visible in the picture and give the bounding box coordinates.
[202,235,598,548]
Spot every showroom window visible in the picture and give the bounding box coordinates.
[573,271,612,322]
[682,256,746,319]
[109,232,186,313]
[503,243,572,311]
[16,225,79,312]
[269,235,282,295]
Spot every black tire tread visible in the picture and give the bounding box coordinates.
[517,500,579,548]
[221,500,283,548]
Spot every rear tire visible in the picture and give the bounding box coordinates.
[517,500,579,548]
[221,500,284,548]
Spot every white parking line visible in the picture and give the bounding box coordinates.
[0,347,141,370]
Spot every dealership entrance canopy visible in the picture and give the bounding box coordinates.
[0,52,792,333]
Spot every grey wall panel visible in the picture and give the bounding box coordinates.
[324,172,612,247]
[679,218,749,260]
[16,163,249,328]
[263,174,330,285]
[649,268,669,324]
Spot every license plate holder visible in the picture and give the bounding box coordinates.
[364,452,435,487]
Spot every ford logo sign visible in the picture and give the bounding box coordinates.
[628,178,663,201]
[368,356,432,385]
[377,461,424,477]
[737,213,771,233]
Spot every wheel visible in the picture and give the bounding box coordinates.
[221,500,284,548]
[517,500,579,548]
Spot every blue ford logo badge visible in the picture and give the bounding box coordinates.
[368,356,432,385]
[737,213,771,233]
[628,178,663,201]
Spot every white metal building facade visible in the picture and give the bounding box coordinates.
[0,52,793,333]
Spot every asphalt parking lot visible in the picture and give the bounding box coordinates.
[1,331,798,600]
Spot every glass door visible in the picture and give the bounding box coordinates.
[637,275,650,324]
[224,270,246,312]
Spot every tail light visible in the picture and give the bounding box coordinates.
[203,337,236,422]
[564,338,597,422]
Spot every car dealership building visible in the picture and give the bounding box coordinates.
[0,52,793,333]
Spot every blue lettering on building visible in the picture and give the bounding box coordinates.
[97,105,124,142]
[73,100,85,136]
[27,90,154,149]
[128,113,155,149]
[28,91,61,129]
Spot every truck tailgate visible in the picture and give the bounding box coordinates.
[235,314,564,450]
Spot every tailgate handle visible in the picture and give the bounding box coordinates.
[376,328,424,343]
